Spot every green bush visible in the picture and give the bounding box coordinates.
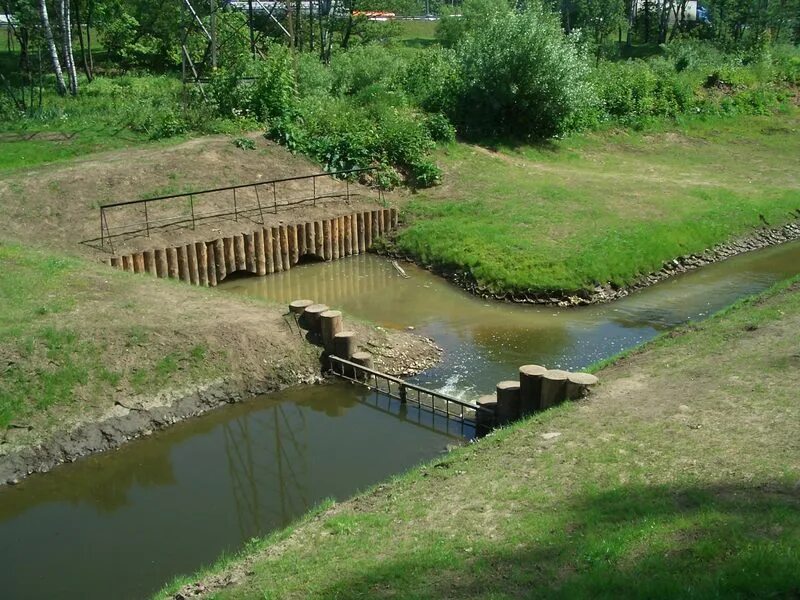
[400,48,460,114]
[329,45,407,96]
[453,4,597,139]
[250,45,298,122]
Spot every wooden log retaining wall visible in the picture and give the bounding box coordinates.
[102,208,399,287]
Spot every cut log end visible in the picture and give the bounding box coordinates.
[289,299,314,315]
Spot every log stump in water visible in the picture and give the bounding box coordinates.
[519,364,547,414]
[334,331,356,361]
[496,381,521,425]
[289,299,314,315]
[303,303,329,334]
[566,372,599,400]
[540,369,570,409]
[320,310,343,353]
[351,351,374,381]
[476,394,498,432]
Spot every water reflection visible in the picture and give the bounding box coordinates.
[0,384,459,600]
[222,240,800,394]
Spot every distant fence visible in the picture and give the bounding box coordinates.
[97,167,383,253]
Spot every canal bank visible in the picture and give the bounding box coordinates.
[164,274,800,599]
[2,240,800,599]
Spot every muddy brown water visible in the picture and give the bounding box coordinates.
[2,240,799,599]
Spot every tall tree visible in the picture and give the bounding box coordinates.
[38,0,67,95]
[58,0,78,94]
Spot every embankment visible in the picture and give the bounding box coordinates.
[162,275,800,599]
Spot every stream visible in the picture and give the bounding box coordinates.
[2,240,799,599]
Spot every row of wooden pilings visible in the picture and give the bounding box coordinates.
[102,208,398,286]
[288,299,374,371]
[477,366,599,429]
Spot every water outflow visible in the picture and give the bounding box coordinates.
[222,241,800,399]
[2,240,799,600]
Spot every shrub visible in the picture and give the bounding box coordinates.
[424,113,456,143]
[400,48,460,114]
[250,45,298,122]
[329,45,406,96]
[453,4,597,139]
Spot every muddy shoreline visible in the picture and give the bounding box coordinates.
[0,334,441,487]
[384,220,800,306]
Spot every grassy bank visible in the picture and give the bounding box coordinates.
[393,108,800,295]
[0,242,321,445]
[161,275,800,598]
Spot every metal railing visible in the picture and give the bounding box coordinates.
[96,167,383,253]
[328,355,494,428]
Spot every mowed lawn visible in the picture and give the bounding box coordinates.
[396,109,800,294]
[162,276,800,599]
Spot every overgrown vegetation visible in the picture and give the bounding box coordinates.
[2,0,798,180]
[158,275,800,599]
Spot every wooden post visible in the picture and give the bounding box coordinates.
[289,299,314,315]
[244,232,255,273]
[315,220,324,259]
[496,381,521,425]
[296,223,306,258]
[320,310,343,353]
[378,208,385,235]
[224,236,235,274]
[167,247,179,279]
[271,226,282,272]
[391,207,399,228]
[214,238,226,281]
[206,242,218,286]
[177,246,189,282]
[338,216,346,257]
[332,217,340,260]
[519,364,547,415]
[133,252,145,274]
[476,395,497,432]
[344,215,352,256]
[235,234,246,271]
[371,210,379,241]
[357,212,365,252]
[350,212,358,254]
[383,208,391,233]
[540,369,570,409]
[306,220,315,259]
[256,229,267,275]
[566,373,599,400]
[196,242,208,286]
[364,211,373,249]
[323,219,332,260]
[280,225,291,270]
[155,248,168,278]
[110,256,121,269]
[187,244,199,285]
[302,303,329,334]
[351,351,374,381]
[333,330,356,360]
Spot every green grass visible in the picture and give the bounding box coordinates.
[157,275,800,599]
[395,109,800,295]
[0,243,218,429]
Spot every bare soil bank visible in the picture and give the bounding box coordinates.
[384,219,800,306]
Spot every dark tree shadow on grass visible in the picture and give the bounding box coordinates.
[314,481,800,599]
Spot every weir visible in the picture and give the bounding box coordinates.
[101,207,399,286]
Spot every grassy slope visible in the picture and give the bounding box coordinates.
[0,242,319,440]
[161,276,800,599]
[395,109,800,294]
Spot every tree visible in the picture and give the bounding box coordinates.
[38,0,67,95]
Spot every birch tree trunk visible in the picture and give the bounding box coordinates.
[58,0,78,95]
[38,0,67,95]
